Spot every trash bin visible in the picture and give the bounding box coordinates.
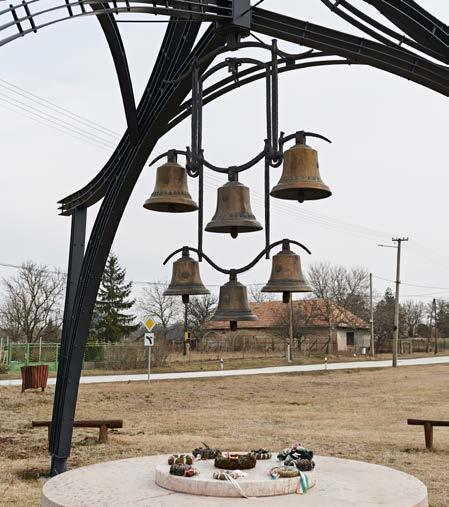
[21,364,49,392]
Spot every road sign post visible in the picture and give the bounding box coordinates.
[144,333,155,381]
[144,317,156,382]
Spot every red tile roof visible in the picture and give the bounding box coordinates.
[205,298,368,330]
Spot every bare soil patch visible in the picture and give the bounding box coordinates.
[0,364,448,505]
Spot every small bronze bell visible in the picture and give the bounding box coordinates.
[205,173,262,239]
[262,240,312,303]
[143,152,198,213]
[164,248,210,303]
[212,272,258,331]
[270,132,331,203]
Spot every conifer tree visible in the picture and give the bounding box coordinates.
[90,253,138,342]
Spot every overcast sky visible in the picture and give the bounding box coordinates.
[0,1,448,305]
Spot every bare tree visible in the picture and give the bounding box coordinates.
[137,282,180,330]
[0,261,65,343]
[274,298,323,343]
[402,300,425,337]
[248,285,274,303]
[188,294,218,340]
[308,262,369,318]
[307,262,369,352]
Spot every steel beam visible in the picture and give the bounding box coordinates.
[251,7,449,96]
[49,21,222,473]
[362,0,449,57]
[49,206,86,475]
[91,3,139,143]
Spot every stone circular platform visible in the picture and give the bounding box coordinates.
[155,456,316,497]
[42,454,428,507]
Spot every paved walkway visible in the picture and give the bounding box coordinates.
[1,355,448,387]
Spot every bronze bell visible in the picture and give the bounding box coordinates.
[164,248,210,303]
[271,133,331,203]
[262,240,312,303]
[205,173,262,239]
[211,273,258,331]
[143,153,198,213]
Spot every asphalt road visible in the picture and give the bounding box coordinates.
[1,355,448,387]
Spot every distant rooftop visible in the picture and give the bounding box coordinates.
[205,298,368,331]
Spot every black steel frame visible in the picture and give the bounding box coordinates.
[163,239,311,276]
[0,0,445,476]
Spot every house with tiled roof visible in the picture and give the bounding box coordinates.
[205,298,370,353]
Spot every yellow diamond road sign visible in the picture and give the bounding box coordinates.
[145,318,155,332]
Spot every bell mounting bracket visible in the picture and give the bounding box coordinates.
[153,38,332,261]
[279,130,332,149]
[163,238,311,278]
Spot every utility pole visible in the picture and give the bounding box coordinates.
[392,237,408,367]
[369,273,375,357]
[433,298,438,354]
[378,237,408,367]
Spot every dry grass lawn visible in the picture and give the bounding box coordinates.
[1,364,448,506]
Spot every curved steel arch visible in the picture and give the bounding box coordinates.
[54,3,448,214]
[0,0,445,475]
[49,21,225,475]
[92,3,138,142]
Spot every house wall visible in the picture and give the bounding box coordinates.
[336,330,371,351]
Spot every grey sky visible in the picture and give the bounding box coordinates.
[0,1,447,304]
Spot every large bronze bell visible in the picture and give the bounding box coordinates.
[143,153,198,213]
[270,133,331,203]
[205,173,262,239]
[164,248,210,303]
[211,273,258,331]
[262,240,312,303]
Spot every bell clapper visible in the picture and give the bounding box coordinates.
[182,294,190,304]
[282,291,291,304]
[231,226,238,239]
[230,321,238,331]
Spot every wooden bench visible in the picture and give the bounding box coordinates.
[407,418,449,450]
[32,419,123,444]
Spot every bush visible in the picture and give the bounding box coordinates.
[151,339,171,367]
[84,343,105,362]
[0,363,9,374]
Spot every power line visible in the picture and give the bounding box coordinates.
[0,103,112,152]
[373,274,449,290]
[0,93,115,149]
[203,172,391,241]
[1,76,394,243]
[0,78,120,139]
[3,80,449,280]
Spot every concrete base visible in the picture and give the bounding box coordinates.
[42,454,429,507]
[155,457,316,497]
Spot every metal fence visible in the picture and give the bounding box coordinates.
[376,337,449,354]
[2,336,449,372]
